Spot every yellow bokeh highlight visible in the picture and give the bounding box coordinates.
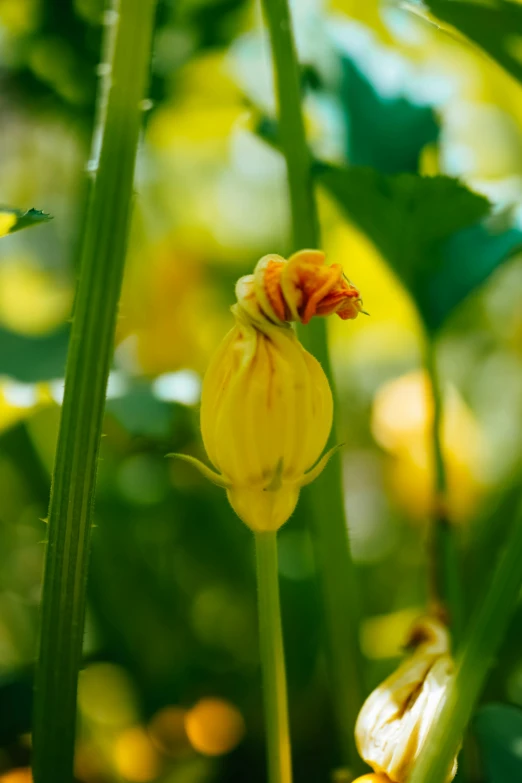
[0,212,16,237]
[185,698,245,756]
[0,0,39,35]
[148,52,243,152]
[372,370,486,523]
[119,241,227,375]
[0,259,72,335]
[113,726,161,783]
[351,775,392,783]
[361,607,424,660]
[0,381,52,435]
[78,663,138,728]
[148,706,192,758]
[324,216,422,363]
[0,770,32,783]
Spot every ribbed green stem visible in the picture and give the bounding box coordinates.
[32,3,156,782]
[255,532,293,783]
[424,336,464,646]
[409,499,522,783]
[260,0,365,773]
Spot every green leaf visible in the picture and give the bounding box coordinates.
[319,164,522,331]
[411,0,522,85]
[107,384,173,438]
[474,704,522,782]
[0,327,69,383]
[0,207,52,237]
[340,56,439,174]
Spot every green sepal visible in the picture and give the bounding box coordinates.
[167,452,230,488]
[299,444,344,487]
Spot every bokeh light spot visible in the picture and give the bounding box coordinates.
[113,726,161,782]
[0,770,32,783]
[78,663,138,727]
[152,370,201,406]
[148,706,192,758]
[184,698,245,756]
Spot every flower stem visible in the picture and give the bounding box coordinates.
[409,498,522,783]
[32,3,156,782]
[424,336,464,646]
[255,532,293,783]
[260,0,365,773]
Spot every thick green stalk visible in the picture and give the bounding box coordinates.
[32,3,156,782]
[260,0,365,773]
[424,337,464,645]
[255,532,293,783]
[409,499,522,783]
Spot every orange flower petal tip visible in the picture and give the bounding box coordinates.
[244,249,363,327]
[284,249,363,324]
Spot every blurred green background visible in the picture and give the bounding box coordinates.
[1,1,522,781]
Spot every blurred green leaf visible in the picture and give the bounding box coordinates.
[340,57,439,174]
[0,207,52,237]
[106,384,173,438]
[319,164,522,330]
[0,326,68,382]
[411,0,522,85]
[474,704,522,782]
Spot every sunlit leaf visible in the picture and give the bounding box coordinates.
[409,0,522,85]
[0,207,52,238]
[474,704,522,782]
[319,164,522,331]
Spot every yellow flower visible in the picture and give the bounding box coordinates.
[372,370,485,524]
[355,617,457,783]
[174,249,362,531]
[199,308,333,531]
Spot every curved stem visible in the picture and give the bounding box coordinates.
[260,0,366,773]
[255,532,293,783]
[424,335,464,646]
[409,499,522,783]
[32,3,157,782]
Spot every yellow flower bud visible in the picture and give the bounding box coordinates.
[352,776,392,783]
[355,617,457,783]
[172,249,363,531]
[199,307,333,531]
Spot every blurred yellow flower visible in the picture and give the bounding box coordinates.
[148,51,243,153]
[356,617,457,783]
[372,370,486,523]
[0,258,71,335]
[118,241,226,375]
[351,775,392,783]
